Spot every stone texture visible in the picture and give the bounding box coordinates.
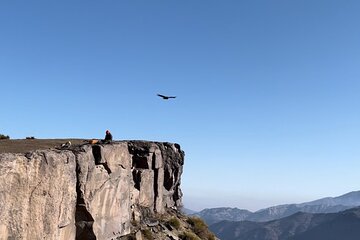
[0,141,184,240]
[0,150,77,240]
[74,143,132,240]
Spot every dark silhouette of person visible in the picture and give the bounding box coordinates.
[104,130,113,143]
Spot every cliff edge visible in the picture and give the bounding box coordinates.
[0,140,184,240]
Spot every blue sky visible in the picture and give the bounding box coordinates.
[1,1,360,211]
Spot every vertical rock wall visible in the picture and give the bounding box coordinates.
[0,151,77,240]
[0,141,184,240]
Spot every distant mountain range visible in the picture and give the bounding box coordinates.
[192,191,360,224]
[191,207,252,225]
[181,207,198,215]
[210,207,360,240]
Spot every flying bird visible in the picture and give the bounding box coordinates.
[157,94,176,100]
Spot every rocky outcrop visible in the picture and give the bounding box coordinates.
[0,141,184,240]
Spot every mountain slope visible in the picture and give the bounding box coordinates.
[248,191,360,222]
[291,207,360,240]
[196,191,360,224]
[298,191,360,207]
[210,207,360,240]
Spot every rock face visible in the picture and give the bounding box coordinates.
[0,150,77,240]
[0,141,184,240]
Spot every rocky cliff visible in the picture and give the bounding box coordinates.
[0,140,184,240]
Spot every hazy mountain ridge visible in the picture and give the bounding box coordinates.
[298,191,360,207]
[194,191,360,224]
[210,207,360,240]
[248,191,360,222]
[193,207,252,225]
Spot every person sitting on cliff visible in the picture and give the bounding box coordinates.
[102,130,113,143]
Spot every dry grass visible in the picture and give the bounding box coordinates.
[0,139,87,154]
[187,217,216,240]
[167,217,181,230]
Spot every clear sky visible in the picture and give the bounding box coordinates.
[1,1,360,211]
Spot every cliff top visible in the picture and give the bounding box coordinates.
[0,139,87,153]
[0,139,180,155]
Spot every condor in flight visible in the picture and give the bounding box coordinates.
[157,94,176,100]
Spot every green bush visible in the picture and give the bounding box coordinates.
[167,217,181,230]
[0,134,10,140]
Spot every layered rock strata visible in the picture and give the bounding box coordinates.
[0,141,184,240]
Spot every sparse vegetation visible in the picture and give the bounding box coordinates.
[116,211,217,240]
[187,216,216,240]
[179,231,201,240]
[0,134,10,140]
[206,233,216,240]
[0,139,86,154]
[167,217,181,230]
[141,229,153,240]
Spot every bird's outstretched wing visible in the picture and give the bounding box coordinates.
[157,94,176,99]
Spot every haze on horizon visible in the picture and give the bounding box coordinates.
[1,1,360,212]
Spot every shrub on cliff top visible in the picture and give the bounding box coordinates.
[0,134,10,140]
